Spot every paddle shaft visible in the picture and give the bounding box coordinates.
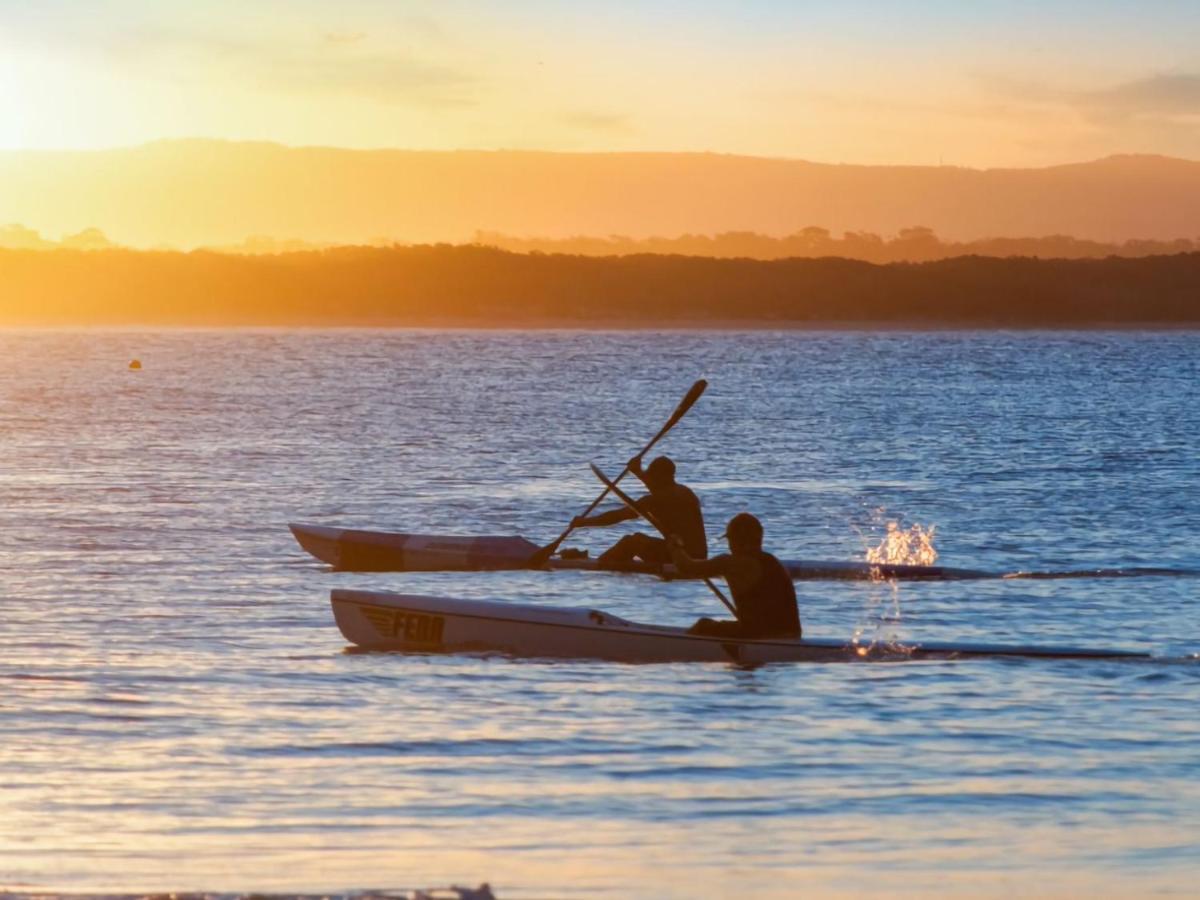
[531,379,707,563]
[589,462,737,617]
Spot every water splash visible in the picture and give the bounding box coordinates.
[849,514,940,656]
[866,520,939,567]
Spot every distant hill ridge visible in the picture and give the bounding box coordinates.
[2,140,1199,248]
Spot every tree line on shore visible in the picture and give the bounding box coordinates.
[474,228,1200,263]
[8,221,1200,263]
[2,243,1198,325]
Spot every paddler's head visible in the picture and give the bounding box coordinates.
[644,455,676,494]
[721,512,763,554]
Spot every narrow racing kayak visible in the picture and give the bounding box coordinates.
[292,523,989,580]
[331,589,1150,664]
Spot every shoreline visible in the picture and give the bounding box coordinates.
[3,321,1200,332]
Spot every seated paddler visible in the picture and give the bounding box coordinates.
[668,512,801,639]
[571,455,707,570]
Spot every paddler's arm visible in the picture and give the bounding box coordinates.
[572,506,639,529]
[667,537,732,578]
[669,538,758,584]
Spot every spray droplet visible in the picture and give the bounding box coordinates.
[128,359,142,370]
[866,521,938,566]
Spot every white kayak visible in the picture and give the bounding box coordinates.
[294,523,990,580]
[330,589,1150,664]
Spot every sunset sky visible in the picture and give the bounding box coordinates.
[2,0,1199,166]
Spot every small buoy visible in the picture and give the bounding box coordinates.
[128,359,142,370]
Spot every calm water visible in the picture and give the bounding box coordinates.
[1,329,1198,899]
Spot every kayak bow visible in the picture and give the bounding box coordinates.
[290,524,541,571]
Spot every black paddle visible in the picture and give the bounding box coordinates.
[589,461,737,617]
[528,379,708,565]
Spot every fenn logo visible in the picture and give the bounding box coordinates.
[361,605,446,643]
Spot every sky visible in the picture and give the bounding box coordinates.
[2,0,1199,166]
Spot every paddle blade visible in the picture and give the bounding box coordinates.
[663,379,707,432]
[588,460,621,495]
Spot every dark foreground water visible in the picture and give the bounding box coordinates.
[1,330,1198,899]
